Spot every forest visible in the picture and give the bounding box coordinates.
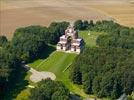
[70,20,134,99]
[29,79,70,100]
[0,21,69,99]
[0,20,134,99]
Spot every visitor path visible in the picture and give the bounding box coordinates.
[24,65,56,83]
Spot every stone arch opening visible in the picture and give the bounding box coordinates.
[60,44,63,49]
[74,46,76,51]
[67,36,72,50]
[67,36,72,44]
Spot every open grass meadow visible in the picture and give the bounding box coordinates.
[14,30,107,100]
[29,51,77,81]
[79,30,105,47]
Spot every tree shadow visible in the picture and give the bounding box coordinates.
[3,45,56,100]
[39,45,56,59]
[70,93,82,100]
[3,45,56,99]
[4,67,29,100]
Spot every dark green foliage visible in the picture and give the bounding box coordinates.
[48,21,69,44]
[0,36,8,47]
[89,20,94,28]
[92,20,134,49]
[96,29,134,49]
[91,20,120,33]
[70,47,134,99]
[1,20,133,99]
[12,25,48,62]
[11,22,69,62]
[71,21,134,98]
[74,20,83,30]
[0,21,69,99]
[29,79,70,100]
[74,20,94,30]
[74,20,91,30]
[0,48,21,99]
[70,60,82,84]
[83,20,89,30]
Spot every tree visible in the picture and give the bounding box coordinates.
[29,79,70,100]
[0,48,21,98]
[70,58,82,85]
[70,46,134,99]
[92,76,102,96]
[48,21,69,44]
[89,20,94,28]
[83,20,89,30]
[74,20,83,30]
[0,36,8,47]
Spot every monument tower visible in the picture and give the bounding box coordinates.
[56,24,84,54]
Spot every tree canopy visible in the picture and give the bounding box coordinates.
[29,79,70,100]
[70,20,134,99]
[0,36,8,47]
[11,22,69,62]
[0,21,69,99]
[0,48,21,98]
[0,20,133,100]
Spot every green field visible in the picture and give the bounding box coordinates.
[79,30,105,47]
[29,51,77,81]
[15,30,106,100]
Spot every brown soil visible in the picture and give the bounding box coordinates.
[0,0,134,38]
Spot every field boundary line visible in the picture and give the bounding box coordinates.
[36,59,46,68]
[62,63,72,72]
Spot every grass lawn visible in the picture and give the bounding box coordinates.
[28,51,95,98]
[15,30,108,99]
[29,51,77,81]
[79,30,105,47]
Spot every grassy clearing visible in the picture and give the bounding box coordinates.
[79,30,105,47]
[15,30,107,99]
[29,51,77,81]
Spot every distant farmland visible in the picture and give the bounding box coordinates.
[0,0,134,38]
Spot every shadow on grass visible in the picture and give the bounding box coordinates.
[70,93,82,100]
[29,45,56,64]
[4,67,29,100]
[3,46,56,100]
[39,45,56,59]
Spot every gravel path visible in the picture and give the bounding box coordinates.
[25,65,56,83]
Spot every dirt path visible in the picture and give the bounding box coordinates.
[24,65,56,83]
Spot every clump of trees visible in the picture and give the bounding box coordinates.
[0,21,69,99]
[70,47,134,99]
[94,21,134,49]
[48,21,69,44]
[70,20,134,99]
[74,20,94,30]
[0,47,21,98]
[11,21,69,62]
[29,79,70,100]
[1,20,134,99]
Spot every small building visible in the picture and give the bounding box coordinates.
[57,24,84,54]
